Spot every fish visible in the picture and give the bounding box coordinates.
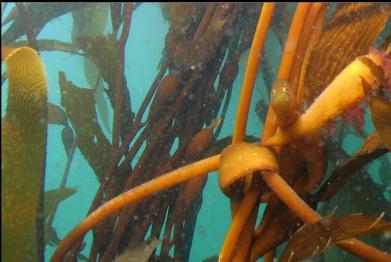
[45,224,61,247]
[113,237,162,262]
[44,187,78,222]
[202,255,219,262]
[209,118,222,129]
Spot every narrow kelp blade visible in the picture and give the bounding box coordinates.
[280,214,391,262]
[48,102,76,158]
[62,126,75,159]
[316,132,388,202]
[12,39,83,56]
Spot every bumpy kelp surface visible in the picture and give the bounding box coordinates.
[2,47,48,261]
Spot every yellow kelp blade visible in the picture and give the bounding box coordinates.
[2,47,48,261]
[263,55,382,146]
[370,96,391,151]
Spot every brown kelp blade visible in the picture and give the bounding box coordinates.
[317,132,388,202]
[61,126,75,158]
[370,96,391,151]
[12,39,83,55]
[280,213,391,262]
[59,72,112,181]
[48,103,68,126]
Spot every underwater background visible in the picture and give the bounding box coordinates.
[2,4,266,261]
[2,3,391,262]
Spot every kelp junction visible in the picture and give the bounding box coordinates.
[1,3,391,262]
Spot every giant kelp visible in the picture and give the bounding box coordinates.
[2,3,87,44]
[300,3,391,105]
[59,72,112,181]
[1,3,390,262]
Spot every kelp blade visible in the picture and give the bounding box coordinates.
[2,47,48,261]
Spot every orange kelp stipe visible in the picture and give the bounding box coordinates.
[219,186,260,262]
[218,143,278,262]
[51,155,220,262]
[232,3,275,144]
[223,4,312,261]
[231,2,275,195]
[261,3,311,141]
[218,143,278,196]
[263,55,383,146]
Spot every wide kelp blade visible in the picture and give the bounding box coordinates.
[75,34,134,138]
[2,47,48,261]
[2,3,86,44]
[300,3,391,105]
[59,72,112,181]
[75,35,118,89]
[280,214,391,262]
[71,3,112,133]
